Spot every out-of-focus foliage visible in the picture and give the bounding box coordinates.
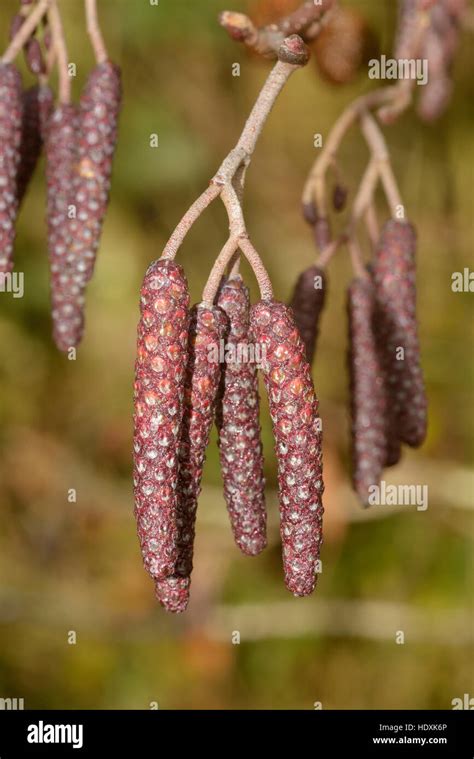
[0,0,472,710]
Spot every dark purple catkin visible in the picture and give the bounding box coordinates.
[250,300,324,597]
[372,219,427,448]
[17,84,53,205]
[69,61,121,285]
[134,260,190,589]
[215,276,267,556]
[45,103,81,351]
[348,277,388,504]
[289,265,327,365]
[0,63,23,274]
[155,304,227,613]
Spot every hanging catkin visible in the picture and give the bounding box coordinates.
[215,275,267,556]
[17,84,53,205]
[289,265,327,364]
[372,219,427,448]
[347,277,387,504]
[155,303,227,613]
[133,259,190,584]
[0,63,23,274]
[45,103,80,351]
[250,300,324,597]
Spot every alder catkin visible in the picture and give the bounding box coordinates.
[155,303,227,613]
[133,259,190,584]
[215,276,267,556]
[69,61,121,285]
[347,277,388,504]
[372,220,427,448]
[289,265,327,365]
[45,103,81,351]
[0,63,23,274]
[250,300,324,597]
[17,84,53,205]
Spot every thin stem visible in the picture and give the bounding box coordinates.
[360,112,403,218]
[161,184,221,260]
[48,0,71,104]
[85,0,108,64]
[351,159,379,225]
[347,236,368,281]
[364,203,379,249]
[2,0,51,64]
[202,237,240,305]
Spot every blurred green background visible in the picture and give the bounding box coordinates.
[0,0,472,710]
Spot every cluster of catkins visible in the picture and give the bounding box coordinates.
[291,215,427,506]
[0,5,121,351]
[133,260,324,612]
[396,0,466,122]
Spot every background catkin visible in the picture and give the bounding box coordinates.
[17,84,53,205]
[45,103,81,351]
[133,259,190,585]
[155,303,228,613]
[347,277,388,505]
[289,265,327,365]
[250,300,324,597]
[215,275,267,556]
[372,219,427,448]
[0,62,23,274]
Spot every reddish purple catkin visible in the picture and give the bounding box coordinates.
[289,265,327,365]
[347,277,388,505]
[155,303,227,613]
[45,103,81,351]
[372,220,427,448]
[0,63,23,274]
[250,300,324,597]
[69,61,121,285]
[17,84,53,205]
[215,276,267,556]
[133,259,190,586]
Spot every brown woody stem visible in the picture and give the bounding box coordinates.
[85,0,108,64]
[48,0,70,103]
[2,0,51,63]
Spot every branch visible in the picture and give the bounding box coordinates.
[2,0,51,64]
[219,0,336,59]
[161,38,307,293]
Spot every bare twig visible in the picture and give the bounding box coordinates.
[48,0,71,104]
[2,0,51,64]
[219,0,336,59]
[360,112,403,218]
[161,42,307,279]
[85,0,108,64]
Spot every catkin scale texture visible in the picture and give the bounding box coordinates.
[69,61,121,285]
[372,220,427,448]
[289,265,326,365]
[45,103,81,351]
[133,260,190,584]
[155,303,227,613]
[215,276,267,556]
[0,63,23,274]
[347,277,387,504]
[250,300,324,597]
